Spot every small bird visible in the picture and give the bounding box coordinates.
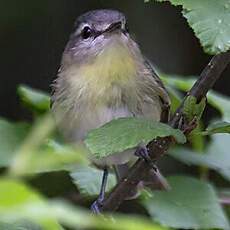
[51,9,170,213]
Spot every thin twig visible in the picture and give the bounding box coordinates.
[100,50,230,212]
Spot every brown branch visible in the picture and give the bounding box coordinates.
[100,50,230,212]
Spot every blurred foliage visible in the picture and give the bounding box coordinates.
[1,1,230,229]
[0,179,62,230]
[1,71,229,229]
[170,134,230,181]
[0,119,30,168]
[0,179,167,230]
[142,176,229,229]
[203,121,230,135]
[17,85,50,115]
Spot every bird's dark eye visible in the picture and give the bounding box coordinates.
[81,26,92,39]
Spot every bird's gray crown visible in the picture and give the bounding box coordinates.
[75,9,126,29]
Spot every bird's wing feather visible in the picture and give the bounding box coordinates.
[144,59,171,122]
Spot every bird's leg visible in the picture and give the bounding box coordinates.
[91,168,108,214]
[134,144,157,170]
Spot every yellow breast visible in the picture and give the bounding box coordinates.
[67,39,139,106]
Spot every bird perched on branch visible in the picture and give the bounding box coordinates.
[51,9,170,213]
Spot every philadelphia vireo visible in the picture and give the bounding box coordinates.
[51,9,170,213]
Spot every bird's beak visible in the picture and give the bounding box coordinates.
[103,22,122,34]
[93,22,123,39]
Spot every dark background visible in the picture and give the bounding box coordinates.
[1,0,230,121]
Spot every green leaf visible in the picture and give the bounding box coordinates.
[17,85,50,113]
[85,117,186,159]
[183,96,206,121]
[154,0,230,54]
[0,179,62,230]
[0,178,166,230]
[1,220,44,230]
[207,91,230,121]
[0,221,42,230]
[5,114,87,176]
[70,165,116,196]
[0,222,26,230]
[203,121,230,135]
[142,176,229,229]
[20,140,88,174]
[160,74,196,92]
[51,200,167,230]
[0,119,30,168]
[188,122,205,152]
[165,86,182,113]
[160,74,196,91]
[8,114,55,175]
[169,134,230,181]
